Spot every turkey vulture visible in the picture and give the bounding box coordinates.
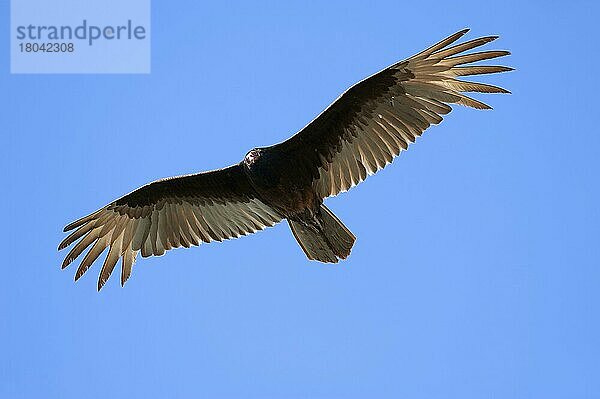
[59,29,511,290]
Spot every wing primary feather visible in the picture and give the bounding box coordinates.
[432,36,499,59]
[449,65,514,77]
[63,208,103,232]
[75,233,111,281]
[121,245,135,286]
[62,226,102,269]
[442,50,511,66]
[58,221,96,250]
[98,230,124,291]
[455,93,492,109]
[441,80,510,94]
[406,29,470,61]
[123,218,138,251]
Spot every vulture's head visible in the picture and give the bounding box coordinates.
[244,148,262,167]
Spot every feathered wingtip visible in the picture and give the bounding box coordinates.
[409,28,471,60]
[400,28,512,110]
[59,204,138,292]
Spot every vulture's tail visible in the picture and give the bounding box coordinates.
[288,205,356,263]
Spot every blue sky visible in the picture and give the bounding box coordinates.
[2,0,599,398]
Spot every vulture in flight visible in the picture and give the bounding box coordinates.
[59,29,511,290]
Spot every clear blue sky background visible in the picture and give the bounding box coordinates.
[2,1,599,398]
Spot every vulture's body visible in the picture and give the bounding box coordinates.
[244,147,355,262]
[59,29,512,290]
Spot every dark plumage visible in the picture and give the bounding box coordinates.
[59,29,511,290]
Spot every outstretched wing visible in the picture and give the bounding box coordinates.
[59,164,282,290]
[273,29,511,198]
